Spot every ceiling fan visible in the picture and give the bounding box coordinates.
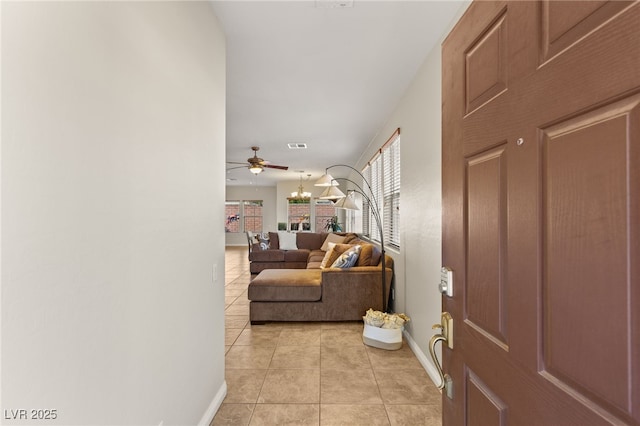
[226,146,289,175]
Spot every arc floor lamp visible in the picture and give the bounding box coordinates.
[315,165,388,313]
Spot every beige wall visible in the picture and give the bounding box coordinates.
[352,1,470,384]
[1,2,226,424]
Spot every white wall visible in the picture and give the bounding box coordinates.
[1,2,226,425]
[225,186,277,246]
[352,1,469,385]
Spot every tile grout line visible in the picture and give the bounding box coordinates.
[220,247,441,425]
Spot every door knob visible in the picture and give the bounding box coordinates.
[428,312,454,398]
[429,333,448,390]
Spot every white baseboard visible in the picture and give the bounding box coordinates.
[198,381,227,426]
[403,330,443,388]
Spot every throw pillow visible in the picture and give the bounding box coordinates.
[370,245,382,266]
[342,233,359,244]
[357,243,375,266]
[356,243,382,266]
[331,245,361,269]
[277,231,298,250]
[320,243,337,269]
[321,243,354,269]
[257,232,270,250]
[321,233,346,251]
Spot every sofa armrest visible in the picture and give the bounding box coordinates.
[320,266,393,317]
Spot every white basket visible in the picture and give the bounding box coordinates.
[362,323,403,350]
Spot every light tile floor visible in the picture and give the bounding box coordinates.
[213,246,442,426]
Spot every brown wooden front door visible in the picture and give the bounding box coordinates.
[442,1,639,424]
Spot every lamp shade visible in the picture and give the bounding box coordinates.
[334,194,359,210]
[319,185,346,200]
[315,173,338,187]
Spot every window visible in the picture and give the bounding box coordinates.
[315,199,337,232]
[362,129,400,248]
[225,199,263,233]
[243,200,263,233]
[225,200,240,233]
[287,198,310,231]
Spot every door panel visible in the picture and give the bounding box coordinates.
[466,146,508,346]
[541,0,633,63]
[541,94,640,418]
[465,9,508,115]
[442,1,639,424]
[466,369,506,426]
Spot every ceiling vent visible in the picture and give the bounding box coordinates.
[287,143,308,149]
[315,0,354,8]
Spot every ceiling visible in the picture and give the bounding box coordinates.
[212,0,465,186]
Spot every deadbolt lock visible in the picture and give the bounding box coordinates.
[439,267,453,297]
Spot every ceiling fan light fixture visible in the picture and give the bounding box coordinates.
[249,165,263,174]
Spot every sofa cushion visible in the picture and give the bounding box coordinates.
[250,249,285,262]
[278,231,298,250]
[284,249,310,262]
[307,249,326,269]
[297,232,327,250]
[268,232,280,249]
[248,269,322,302]
[321,233,345,251]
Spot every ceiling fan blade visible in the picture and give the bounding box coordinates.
[228,147,286,173]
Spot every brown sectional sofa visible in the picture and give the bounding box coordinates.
[248,231,334,274]
[247,232,393,324]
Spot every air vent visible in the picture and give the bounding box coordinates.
[287,143,308,149]
[315,0,353,8]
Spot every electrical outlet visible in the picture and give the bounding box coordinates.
[212,264,217,283]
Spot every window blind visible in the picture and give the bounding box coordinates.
[362,130,400,248]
